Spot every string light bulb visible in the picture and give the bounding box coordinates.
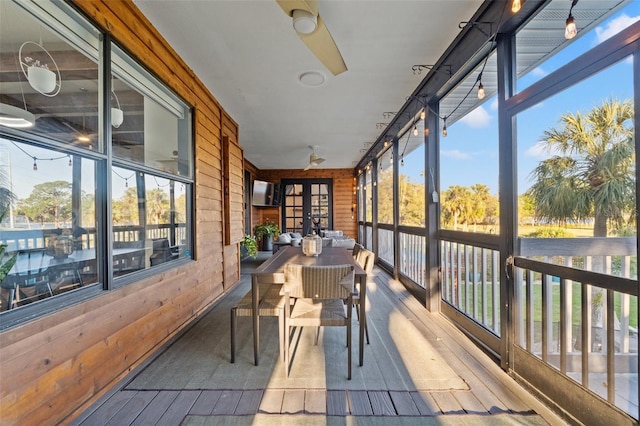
[511,0,521,13]
[413,125,418,136]
[477,82,485,100]
[442,118,448,137]
[32,157,37,171]
[68,155,72,166]
[401,156,404,167]
[420,109,426,120]
[565,0,578,40]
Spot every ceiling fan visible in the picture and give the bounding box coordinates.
[304,145,325,171]
[276,0,347,76]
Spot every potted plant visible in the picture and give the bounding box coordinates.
[23,56,56,94]
[254,219,280,251]
[240,234,258,258]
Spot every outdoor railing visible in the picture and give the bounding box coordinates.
[377,226,394,266]
[1,223,187,252]
[399,228,426,288]
[514,237,637,417]
[439,230,501,335]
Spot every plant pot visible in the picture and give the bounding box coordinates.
[261,235,273,252]
[111,108,124,128]
[28,66,56,94]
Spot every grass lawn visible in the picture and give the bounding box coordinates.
[453,280,638,329]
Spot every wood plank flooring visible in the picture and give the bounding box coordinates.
[72,253,567,425]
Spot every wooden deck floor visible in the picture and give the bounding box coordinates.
[71,253,568,425]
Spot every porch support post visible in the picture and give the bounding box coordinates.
[424,101,440,312]
[497,32,516,371]
[392,136,400,280]
[633,36,640,416]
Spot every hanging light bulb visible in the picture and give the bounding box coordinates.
[401,157,404,167]
[565,14,577,39]
[420,109,426,120]
[565,0,578,40]
[477,82,485,100]
[413,125,418,136]
[442,118,448,138]
[68,155,72,166]
[383,140,388,148]
[511,0,521,13]
[33,157,37,171]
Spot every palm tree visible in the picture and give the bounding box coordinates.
[528,98,634,351]
[528,98,635,237]
[442,185,473,230]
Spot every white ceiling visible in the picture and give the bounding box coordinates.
[133,0,484,170]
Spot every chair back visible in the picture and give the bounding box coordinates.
[283,264,354,299]
[352,243,364,258]
[356,249,375,274]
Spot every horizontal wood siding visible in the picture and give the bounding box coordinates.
[0,1,239,425]
[258,169,357,239]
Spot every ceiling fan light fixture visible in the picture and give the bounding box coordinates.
[292,9,317,35]
[0,103,35,128]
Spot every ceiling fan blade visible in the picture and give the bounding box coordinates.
[303,162,312,171]
[276,0,318,17]
[276,0,347,76]
[312,157,325,166]
[298,15,347,76]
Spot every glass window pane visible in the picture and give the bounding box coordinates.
[1,139,98,312]
[111,166,190,276]
[111,45,192,177]
[0,0,100,152]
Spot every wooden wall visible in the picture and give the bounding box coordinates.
[256,168,357,239]
[0,1,240,425]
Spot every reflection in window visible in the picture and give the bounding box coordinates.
[0,139,98,311]
[111,45,192,178]
[111,167,190,276]
[0,0,100,152]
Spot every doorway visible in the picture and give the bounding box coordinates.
[281,179,333,235]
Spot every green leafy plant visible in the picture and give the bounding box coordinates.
[254,219,280,241]
[240,234,258,258]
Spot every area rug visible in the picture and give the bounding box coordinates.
[126,269,468,392]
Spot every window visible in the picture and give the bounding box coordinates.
[0,0,193,323]
[398,126,425,227]
[439,52,499,234]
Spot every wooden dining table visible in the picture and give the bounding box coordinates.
[251,246,367,367]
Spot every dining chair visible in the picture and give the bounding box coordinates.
[352,242,364,259]
[283,264,356,379]
[354,248,375,344]
[6,249,53,310]
[230,277,287,364]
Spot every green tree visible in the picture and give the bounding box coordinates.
[17,180,71,227]
[442,185,473,230]
[112,187,140,225]
[146,188,170,225]
[398,174,425,226]
[518,192,536,226]
[528,98,635,237]
[377,168,394,223]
